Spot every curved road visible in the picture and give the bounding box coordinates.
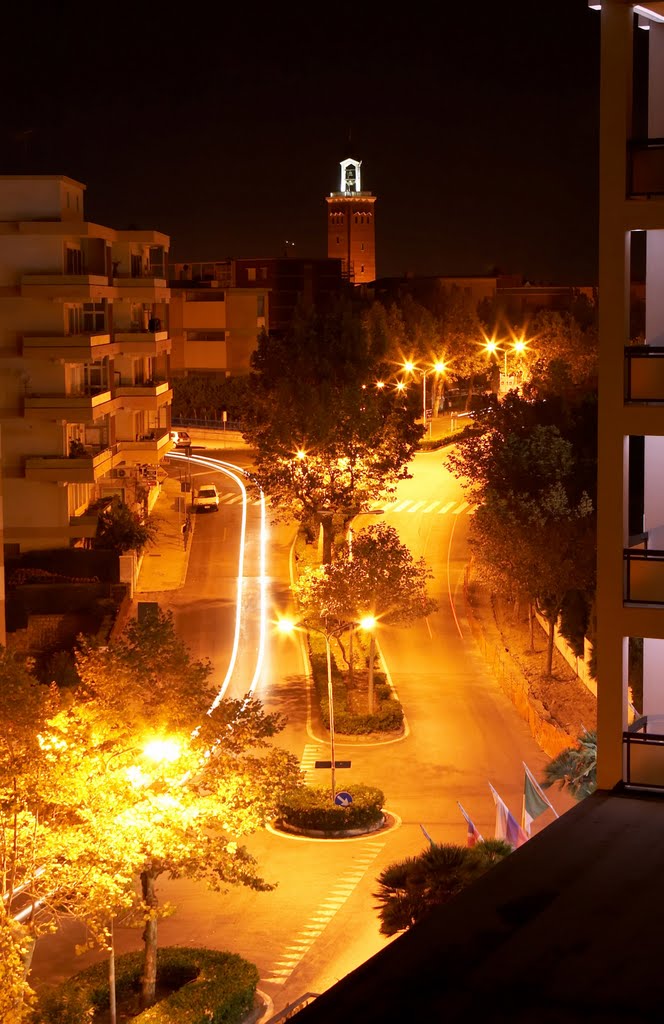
[31,446,571,1016]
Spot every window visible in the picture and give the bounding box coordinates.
[336,236,340,244]
[83,302,106,333]
[131,254,142,278]
[247,268,256,282]
[260,267,268,280]
[66,247,83,274]
[361,243,365,251]
[257,295,265,317]
[361,265,365,274]
[67,306,83,335]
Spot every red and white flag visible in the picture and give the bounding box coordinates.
[457,801,483,847]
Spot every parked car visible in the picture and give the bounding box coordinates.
[194,484,220,512]
[170,429,191,448]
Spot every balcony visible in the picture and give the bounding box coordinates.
[20,273,114,300]
[625,346,664,403]
[114,330,171,356]
[25,445,115,484]
[22,333,120,361]
[628,138,664,198]
[113,274,169,301]
[113,380,172,411]
[24,389,116,421]
[624,716,664,790]
[69,496,113,539]
[117,428,173,461]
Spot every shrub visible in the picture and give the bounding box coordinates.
[35,947,259,1024]
[309,639,404,734]
[277,785,385,832]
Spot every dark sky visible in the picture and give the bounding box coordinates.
[1,2,600,283]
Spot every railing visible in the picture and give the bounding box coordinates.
[624,715,664,789]
[172,416,243,431]
[628,138,664,197]
[624,548,664,604]
[264,993,319,1023]
[625,346,664,403]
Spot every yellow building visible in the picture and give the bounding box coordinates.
[0,175,174,555]
[169,261,268,377]
[595,1,664,788]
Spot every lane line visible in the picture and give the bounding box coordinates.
[446,515,464,640]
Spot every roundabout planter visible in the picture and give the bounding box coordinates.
[274,812,387,839]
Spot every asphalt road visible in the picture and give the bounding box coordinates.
[30,446,571,1016]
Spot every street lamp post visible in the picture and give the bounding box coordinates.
[278,614,375,801]
[403,361,446,436]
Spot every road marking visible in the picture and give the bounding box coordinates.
[468,504,478,515]
[452,501,469,515]
[408,501,427,513]
[439,501,456,513]
[218,493,235,502]
[226,495,243,504]
[380,500,398,511]
[393,500,413,512]
[422,501,440,513]
[264,840,385,987]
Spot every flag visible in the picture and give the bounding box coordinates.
[457,802,483,847]
[489,783,528,848]
[522,762,559,835]
[420,823,435,846]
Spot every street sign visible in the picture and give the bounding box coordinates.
[315,760,351,769]
[334,791,353,807]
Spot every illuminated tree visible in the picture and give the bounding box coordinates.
[542,729,597,801]
[293,523,436,709]
[93,496,157,555]
[243,305,422,563]
[50,609,302,1009]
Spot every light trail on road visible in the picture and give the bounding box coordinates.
[167,452,268,708]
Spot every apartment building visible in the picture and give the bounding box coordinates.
[169,261,268,377]
[0,175,173,555]
[595,0,664,788]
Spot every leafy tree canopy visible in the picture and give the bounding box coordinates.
[93,497,157,555]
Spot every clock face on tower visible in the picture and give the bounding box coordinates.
[339,158,361,194]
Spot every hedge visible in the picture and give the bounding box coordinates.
[35,946,259,1024]
[277,785,385,831]
[309,640,404,735]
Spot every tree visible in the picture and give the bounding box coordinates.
[0,650,134,1018]
[449,397,596,676]
[93,497,157,555]
[242,304,422,563]
[48,609,302,1009]
[523,310,598,397]
[542,730,597,801]
[374,839,512,936]
[293,524,436,709]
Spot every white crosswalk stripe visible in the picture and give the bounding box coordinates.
[422,501,440,513]
[452,501,469,515]
[393,500,413,512]
[407,501,427,513]
[439,501,456,513]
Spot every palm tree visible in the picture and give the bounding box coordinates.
[541,729,597,801]
[374,839,512,936]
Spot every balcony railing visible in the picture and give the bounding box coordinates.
[628,138,664,197]
[624,715,664,790]
[25,444,116,483]
[625,346,664,403]
[624,548,664,604]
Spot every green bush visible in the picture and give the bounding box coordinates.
[309,641,404,735]
[35,946,259,1024]
[278,785,385,832]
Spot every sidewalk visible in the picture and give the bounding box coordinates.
[135,476,195,593]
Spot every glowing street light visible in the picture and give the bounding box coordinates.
[402,360,447,436]
[278,614,375,801]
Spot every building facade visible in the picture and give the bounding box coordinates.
[169,263,268,377]
[326,158,376,285]
[595,0,664,788]
[0,175,174,555]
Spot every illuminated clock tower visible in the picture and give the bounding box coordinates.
[326,157,376,285]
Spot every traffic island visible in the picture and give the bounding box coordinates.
[274,785,388,839]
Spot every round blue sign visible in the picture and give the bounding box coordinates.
[334,791,353,807]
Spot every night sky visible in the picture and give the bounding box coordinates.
[1,2,599,284]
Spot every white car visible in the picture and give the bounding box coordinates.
[170,429,191,448]
[194,484,220,512]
